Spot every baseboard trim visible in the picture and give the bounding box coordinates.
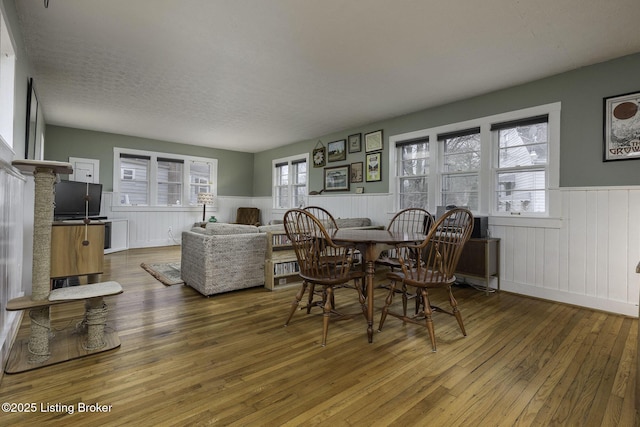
[503,280,638,317]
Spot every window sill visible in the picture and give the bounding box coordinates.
[111,205,218,213]
[489,215,563,229]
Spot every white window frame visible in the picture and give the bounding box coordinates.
[396,137,430,209]
[113,147,218,210]
[493,115,550,215]
[272,153,309,211]
[439,128,482,211]
[389,102,561,219]
[0,9,16,149]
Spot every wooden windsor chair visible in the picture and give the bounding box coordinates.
[283,208,365,346]
[378,208,474,351]
[376,207,434,315]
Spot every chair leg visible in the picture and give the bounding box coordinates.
[401,282,408,317]
[378,280,397,331]
[307,283,316,314]
[448,286,466,337]
[421,288,437,352]
[285,282,308,326]
[354,279,367,317]
[322,287,333,346]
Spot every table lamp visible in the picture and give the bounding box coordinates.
[197,192,214,221]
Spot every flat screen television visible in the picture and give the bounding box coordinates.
[54,181,103,220]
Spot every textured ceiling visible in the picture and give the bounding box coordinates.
[13,0,640,153]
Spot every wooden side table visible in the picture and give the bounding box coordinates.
[455,237,500,295]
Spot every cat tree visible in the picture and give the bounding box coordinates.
[5,160,122,373]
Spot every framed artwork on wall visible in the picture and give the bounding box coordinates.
[365,129,383,152]
[603,91,640,161]
[365,152,381,182]
[348,133,362,153]
[324,165,350,191]
[328,139,347,162]
[350,162,363,183]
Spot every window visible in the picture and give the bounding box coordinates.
[189,161,212,205]
[493,115,548,214]
[396,138,429,208]
[118,154,149,205]
[0,10,16,148]
[114,148,217,207]
[390,103,560,217]
[439,128,480,211]
[273,154,308,209]
[157,158,183,206]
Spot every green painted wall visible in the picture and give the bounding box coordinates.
[254,52,640,197]
[44,126,254,196]
[43,52,640,198]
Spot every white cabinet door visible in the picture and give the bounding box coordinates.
[69,157,100,183]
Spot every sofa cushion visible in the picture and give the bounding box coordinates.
[258,224,286,233]
[335,218,371,228]
[204,223,258,235]
[260,218,373,231]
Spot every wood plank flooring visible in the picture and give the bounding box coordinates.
[0,246,638,426]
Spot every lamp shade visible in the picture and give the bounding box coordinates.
[197,193,214,222]
[197,193,214,205]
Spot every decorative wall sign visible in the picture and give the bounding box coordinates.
[365,129,383,152]
[328,139,346,162]
[366,152,381,182]
[324,165,350,191]
[348,133,362,153]
[312,140,326,167]
[603,91,640,161]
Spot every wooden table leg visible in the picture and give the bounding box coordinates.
[364,259,375,343]
[362,242,379,343]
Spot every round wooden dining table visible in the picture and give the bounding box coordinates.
[329,228,425,343]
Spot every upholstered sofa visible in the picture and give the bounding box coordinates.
[181,217,377,297]
[181,223,268,296]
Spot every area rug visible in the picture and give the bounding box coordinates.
[140,262,183,286]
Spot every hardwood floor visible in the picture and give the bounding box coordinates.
[1,246,638,426]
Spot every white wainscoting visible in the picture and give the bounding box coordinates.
[255,193,395,227]
[0,144,26,375]
[103,187,640,316]
[264,189,639,317]
[491,186,640,317]
[102,193,257,248]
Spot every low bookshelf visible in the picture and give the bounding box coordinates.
[264,230,301,291]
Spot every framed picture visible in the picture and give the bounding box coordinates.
[603,91,640,161]
[350,161,363,183]
[324,165,350,191]
[366,152,381,182]
[348,133,362,153]
[365,129,383,152]
[327,139,347,162]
